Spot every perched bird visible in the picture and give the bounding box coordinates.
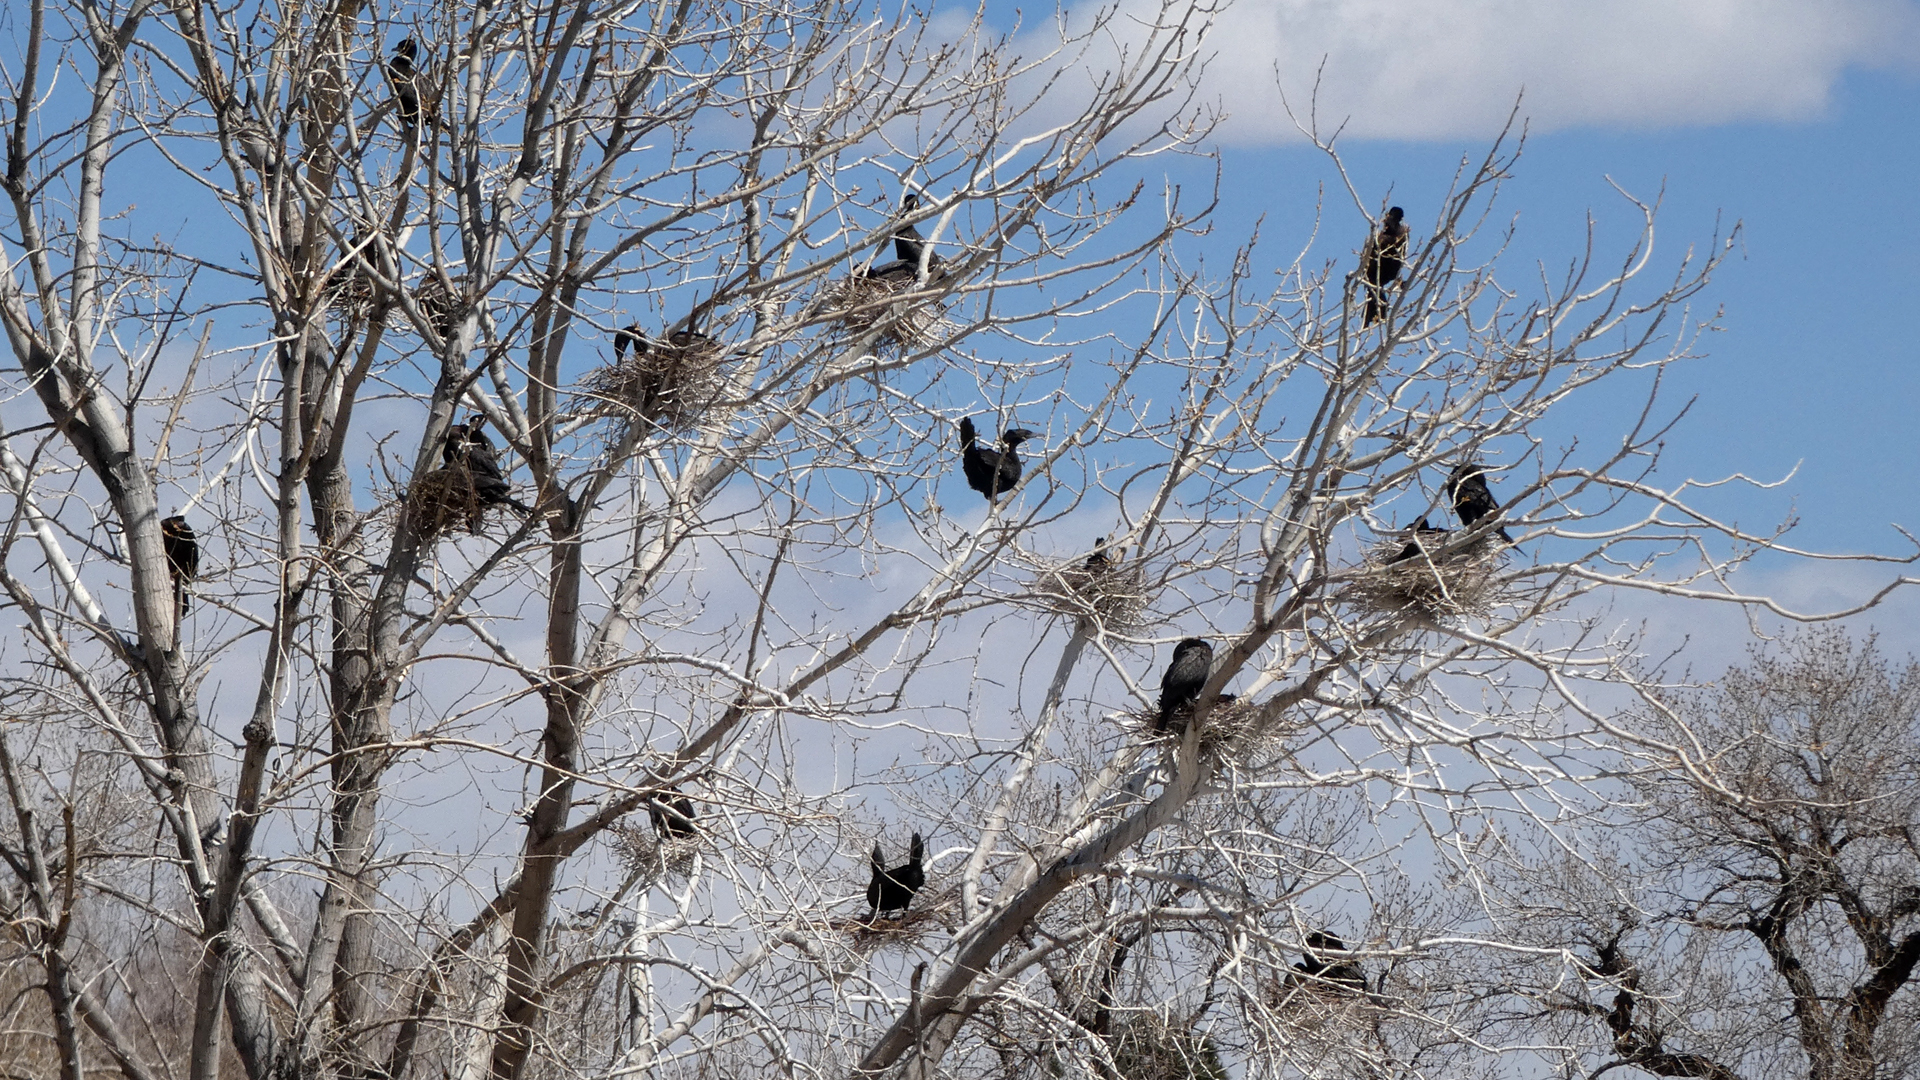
[1085,534,1112,572]
[387,39,421,128]
[1386,516,1452,564]
[613,324,649,363]
[648,788,698,840]
[867,832,927,918]
[1445,462,1513,543]
[958,416,1039,502]
[444,414,519,513]
[864,192,944,281]
[1360,206,1410,327]
[1291,931,1366,992]
[1156,637,1214,732]
[161,516,200,616]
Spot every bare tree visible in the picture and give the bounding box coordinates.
[1493,630,1920,1080]
[1,0,1915,1078]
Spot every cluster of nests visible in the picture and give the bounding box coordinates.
[318,260,464,337]
[1026,535,1153,628]
[574,325,727,433]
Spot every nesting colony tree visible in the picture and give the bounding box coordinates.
[0,2,1913,1080]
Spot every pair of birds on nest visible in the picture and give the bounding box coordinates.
[1387,462,1515,564]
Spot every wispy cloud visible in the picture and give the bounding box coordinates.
[1072,0,1920,142]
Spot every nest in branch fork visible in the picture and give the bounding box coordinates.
[817,267,952,349]
[410,274,465,337]
[404,466,493,540]
[575,333,727,432]
[1122,695,1267,754]
[1344,529,1504,620]
[609,820,698,881]
[1109,1015,1227,1080]
[1026,553,1152,628]
[833,887,950,951]
[321,263,377,319]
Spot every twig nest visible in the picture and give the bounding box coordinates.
[321,263,377,319]
[411,274,464,337]
[1344,529,1505,620]
[817,268,952,349]
[1109,1015,1228,1080]
[609,820,698,881]
[575,333,727,432]
[1026,553,1153,628]
[1121,696,1264,751]
[404,465,494,539]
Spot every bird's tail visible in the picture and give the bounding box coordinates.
[174,578,191,618]
[1363,286,1383,326]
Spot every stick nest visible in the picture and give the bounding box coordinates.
[1109,1016,1228,1080]
[1124,696,1273,760]
[831,884,951,952]
[320,269,464,336]
[609,820,699,881]
[817,270,952,349]
[1343,531,1505,620]
[1027,554,1153,628]
[404,466,495,540]
[575,336,727,432]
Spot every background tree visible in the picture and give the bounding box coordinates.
[1,1,1915,1080]
[1492,630,1920,1080]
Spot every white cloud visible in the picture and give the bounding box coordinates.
[1076,0,1920,142]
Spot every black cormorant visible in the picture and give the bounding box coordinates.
[648,788,698,840]
[387,39,421,128]
[1386,516,1451,564]
[958,416,1038,502]
[864,192,944,281]
[1361,207,1409,327]
[1156,637,1214,731]
[1085,535,1111,571]
[1445,462,1513,543]
[1292,930,1366,992]
[867,832,927,918]
[162,516,200,615]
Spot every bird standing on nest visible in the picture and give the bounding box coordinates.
[1085,534,1112,571]
[648,788,698,840]
[1360,206,1409,327]
[612,324,649,363]
[386,39,422,129]
[1386,516,1451,564]
[1288,931,1366,993]
[1445,462,1513,543]
[958,416,1038,502]
[863,192,944,282]
[867,833,926,919]
[162,516,200,617]
[444,414,527,518]
[1156,637,1214,732]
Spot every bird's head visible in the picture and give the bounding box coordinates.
[1305,930,1348,955]
[1445,461,1483,493]
[871,842,886,867]
[1385,206,1404,224]
[1410,516,1430,532]
[1173,637,1211,658]
[395,38,418,60]
[1001,428,1039,448]
[163,515,187,530]
[902,192,920,213]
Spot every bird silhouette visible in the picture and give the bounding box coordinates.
[648,788,698,840]
[1445,463,1513,543]
[1361,206,1409,327]
[387,39,421,128]
[1386,516,1451,564]
[444,414,528,521]
[1156,637,1214,731]
[161,516,200,616]
[612,324,649,363]
[864,192,944,281]
[866,832,927,918]
[958,416,1038,502]
[1290,931,1366,992]
[1085,535,1111,572]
